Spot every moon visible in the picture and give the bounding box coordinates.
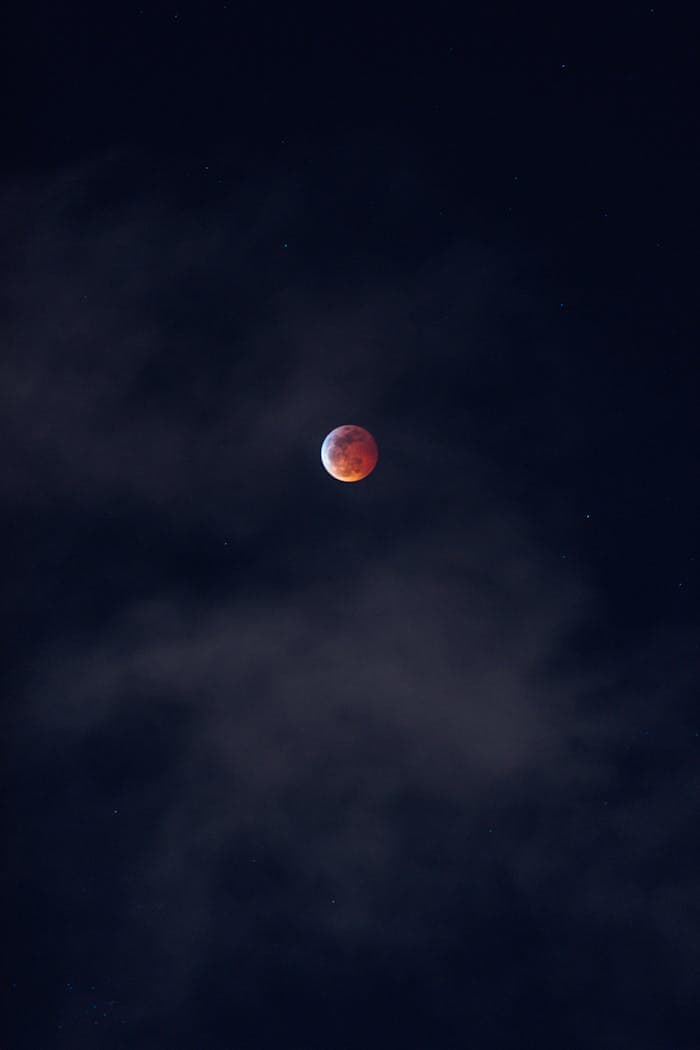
[321,425,378,482]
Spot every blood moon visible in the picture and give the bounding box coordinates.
[321,425,378,482]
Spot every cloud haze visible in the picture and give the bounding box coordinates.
[4,158,698,1048]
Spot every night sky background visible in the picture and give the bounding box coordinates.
[3,3,700,1048]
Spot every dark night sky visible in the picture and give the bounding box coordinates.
[3,3,700,1048]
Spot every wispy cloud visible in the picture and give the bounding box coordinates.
[5,159,697,1043]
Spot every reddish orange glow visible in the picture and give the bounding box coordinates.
[321,425,378,482]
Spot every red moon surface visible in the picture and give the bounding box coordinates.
[321,425,378,482]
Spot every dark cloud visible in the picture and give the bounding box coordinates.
[4,158,698,1049]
